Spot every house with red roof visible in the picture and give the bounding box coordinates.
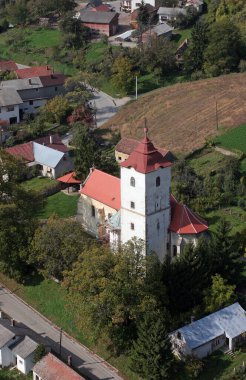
[15,65,53,79]
[79,129,208,260]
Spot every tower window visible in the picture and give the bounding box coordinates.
[130,201,135,209]
[130,177,135,187]
[156,176,160,187]
[91,205,95,217]
[130,223,135,230]
[157,220,160,230]
[173,245,177,257]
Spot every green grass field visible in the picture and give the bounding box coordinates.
[0,369,30,379]
[215,124,246,154]
[21,177,58,192]
[205,206,246,235]
[36,192,79,219]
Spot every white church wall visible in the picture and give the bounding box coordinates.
[170,232,200,258]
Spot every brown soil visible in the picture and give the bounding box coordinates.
[101,73,246,155]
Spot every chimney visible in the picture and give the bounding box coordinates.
[11,318,15,326]
[191,316,195,323]
[50,135,53,144]
[68,355,72,367]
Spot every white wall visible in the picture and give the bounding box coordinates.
[16,353,35,375]
[120,166,171,261]
[0,104,20,124]
[0,340,15,367]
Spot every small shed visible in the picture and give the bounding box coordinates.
[57,171,81,192]
[11,336,38,375]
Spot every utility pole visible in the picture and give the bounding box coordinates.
[59,328,62,357]
[135,76,138,100]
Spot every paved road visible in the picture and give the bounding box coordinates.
[0,285,123,380]
[62,88,130,146]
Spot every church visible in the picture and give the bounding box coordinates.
[78,128,208,261]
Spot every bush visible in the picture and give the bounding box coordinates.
[185,356,204,378]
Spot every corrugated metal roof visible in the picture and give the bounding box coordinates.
[0,324,15,348]
[11,336,38,359]
[0,88,23,106]
[174,303,246,350]
[33,142,64,168]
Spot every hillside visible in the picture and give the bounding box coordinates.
[101,73,246,155]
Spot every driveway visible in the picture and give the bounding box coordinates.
[0,285,123,380]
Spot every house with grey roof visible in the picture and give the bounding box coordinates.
[142,22,174,43]
[169,303,246,359]
[157,7,187,23]
[0,74,65,120]
[0,88,23,124]
[0,323,19,368]
[78,10,119,36]
[11,336,38,375]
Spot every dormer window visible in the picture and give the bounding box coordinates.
[130,177,135,187]
[156,176,160,187]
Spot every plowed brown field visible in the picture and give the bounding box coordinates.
[101,73,246,155]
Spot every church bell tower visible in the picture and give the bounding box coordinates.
[120,128,172,262]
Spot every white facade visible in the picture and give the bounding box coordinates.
[0,104,20,124]
[120,165,171,262]
[16,352,36,375]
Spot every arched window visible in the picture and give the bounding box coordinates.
[130,177,135,187]
[156,176,160,187]
[173,245,177,257]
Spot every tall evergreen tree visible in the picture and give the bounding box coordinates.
[131,310,174,380]
[185,21,208,73]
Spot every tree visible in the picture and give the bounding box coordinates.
[59,14,91,49]
[131,309,174,380]
[0,150,40,280]
[72,124,100,179]
[33,344,46,363]
[111,56,135,95]
[204,19,241,75]
[185,21,209,73]
[137,0,150,33]
[7,0,29,25]
[40,96,70,124]
[203,274,236,314]
[29,217,91,280]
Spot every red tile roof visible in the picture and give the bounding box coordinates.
[33,353,85,380]
[57,171,81,184]
[80,168,120,210]
[115,137,173,160]
[5,142,34,162]
[120,129,172,174]
[170,195,208,234]
[92,4,111,11]
[0,60,18,71]
[39,74,66,87]
[34,134,69,153]
[16,65,53,79]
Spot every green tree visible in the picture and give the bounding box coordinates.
[185,21,209,73]
[33,344,46,363]
[204,19,241,75]
[0,150,39,280]
[137,0,150,33]
[111,56,135,95]
[203,274,236,313]
[7,0,29,25]
[59,14,90,49]
[72,124,100,179]
[40,96,70,124]
[29,217,91,280]
[131,309,174,380]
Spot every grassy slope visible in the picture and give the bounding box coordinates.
[215,124,246,154]
[102,73,246,155]
[21,177,58,192]
[36,192,79,219]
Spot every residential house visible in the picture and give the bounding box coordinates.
[0,74,65,118]
[115,137,174,163]
[0,60,19,72]
[79,131,208,261]
[11,336,38,375]
[175,39,189,66]
[33,352,86,380]
[0,323,18,368]
[131,0,155,12]
[0,87,23,124]
[15,65,53,79]
[142,22,174,43]
[5,136,73,179]
[120,0,131,12]
[0,318,38,375]
[78,10,119,36]
[169,303,246,359]
[157,7,187,22]
[130,4,156,29]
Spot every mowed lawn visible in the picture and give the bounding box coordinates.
[21,177,58,192]
[215,124,246,154]
[0,369,30,379]
[36,192,79,219]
